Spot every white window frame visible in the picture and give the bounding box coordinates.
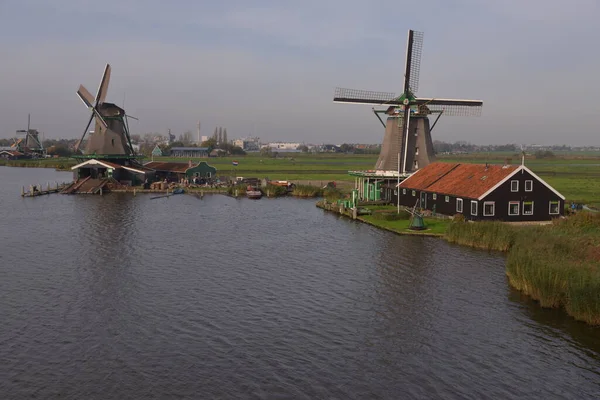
[456,198,463,213]
[525,180,533,192]
[508,201,520,216]
[471,200,478,216]
[549,201,560,215]
[412,190,416,197]
[483,201,495,216]
[394,189,398,195]
[511,180,519,192]
[433,193,437,200]
[523,201,534,215]
[445,195,450,203]
[402,188,406,195]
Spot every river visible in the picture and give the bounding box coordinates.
[1,166,599,399]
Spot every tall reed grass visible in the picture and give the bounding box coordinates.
[446,213,600,325]
[505,213,600,325]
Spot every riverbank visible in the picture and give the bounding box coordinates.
[318,201,600,326]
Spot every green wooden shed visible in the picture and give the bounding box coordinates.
[185,161,217,179]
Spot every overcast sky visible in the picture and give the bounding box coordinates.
[0,0,598,145]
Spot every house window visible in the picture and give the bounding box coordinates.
[414,160,419,169]
[402,188,406,195]
[549,201,560,215]
[394,189,398,195]
[483,201,495,216]
[456,198,463,213]
[415,147,419,155]
[445,195,449,203]
[471,201,478,216]
[511,180,519,192]
[525,180,533,192]
[433,193,437,200]
[508,201,520,216]
[412,190,416,197]
[523,201,534,215]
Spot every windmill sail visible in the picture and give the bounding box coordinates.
[404,30,423,94]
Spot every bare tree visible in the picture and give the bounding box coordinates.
[218,127,222,144]
[223,128,228,144]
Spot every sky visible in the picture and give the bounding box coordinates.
[0,0,598,146]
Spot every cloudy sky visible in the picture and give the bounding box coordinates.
[0,0,598,145]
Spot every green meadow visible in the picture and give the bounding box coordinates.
[2,151,599,207]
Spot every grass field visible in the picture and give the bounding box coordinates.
[2,151,599,207]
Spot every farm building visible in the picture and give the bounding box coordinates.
[71,159,152,186]
[169,147,209,158]
[393,162,565,221]
[0,149,25,160]
[144,160,217,182]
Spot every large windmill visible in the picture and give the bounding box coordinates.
[75,64,137,160]
[334,29,482,176]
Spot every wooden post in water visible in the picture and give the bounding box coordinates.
[100,187,103,196]
[134,188,136,197]
[352,207,358,220]
[21,186,24,196]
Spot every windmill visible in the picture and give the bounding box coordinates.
[14,114,44,157]
[75,64,137,159]
[333,29,483,176]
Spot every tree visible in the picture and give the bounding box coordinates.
[213,127,218,141]
[297,144,309,153]
[201,138,217,150]
[179,131,193,146]
[340,143,355,153]
[223,128,228,145]
[218,127,222,144]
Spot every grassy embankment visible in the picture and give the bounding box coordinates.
[445,213,600,325]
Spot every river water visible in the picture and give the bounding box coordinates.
[1,167,599,399]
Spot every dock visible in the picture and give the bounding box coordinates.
[21,182,72,197]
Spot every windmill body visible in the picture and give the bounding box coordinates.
[75,64,136,159]
[64,64,152,194]
[333,29,483,202]
[13,114,45,157]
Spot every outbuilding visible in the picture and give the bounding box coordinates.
[394,162,565,221]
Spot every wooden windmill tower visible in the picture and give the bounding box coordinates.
[14,114,45,157]
[334,29,483,177]
[75,64,138,162]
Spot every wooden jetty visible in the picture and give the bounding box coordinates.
[21,182,72,197]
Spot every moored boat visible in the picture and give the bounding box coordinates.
[246,185,262,199]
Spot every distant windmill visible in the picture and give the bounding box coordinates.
[75,64,137,157]
[333,29,483,175]
[14,114,44,157]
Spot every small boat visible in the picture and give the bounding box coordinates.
[172,188,185,195]
[246,185,262,199]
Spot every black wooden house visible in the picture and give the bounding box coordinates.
[394,162,565,221]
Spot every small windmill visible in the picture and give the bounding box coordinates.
[407,199,426,230]
[334,29,483,175]
[75,64,137,158]
[14,114,44,156]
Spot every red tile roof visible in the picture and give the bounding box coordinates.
[144,161,191,173]
[399,162,519,199]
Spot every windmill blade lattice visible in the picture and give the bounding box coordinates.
[405,30,424,94]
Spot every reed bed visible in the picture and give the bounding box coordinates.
[444,220,520,252]
[505,213,600,325]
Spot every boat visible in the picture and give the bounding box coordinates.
[246,185,262,199]
[172,188,185,195]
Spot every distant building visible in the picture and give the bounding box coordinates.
[151,145,163,157]
[233,137,260,151]
[392,162,565,221]
[170,147,209,158]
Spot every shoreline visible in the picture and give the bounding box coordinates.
[316,200,600,326]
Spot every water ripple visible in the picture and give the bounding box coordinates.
[1,168,600,399]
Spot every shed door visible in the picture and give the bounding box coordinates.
[420,191,427,209]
